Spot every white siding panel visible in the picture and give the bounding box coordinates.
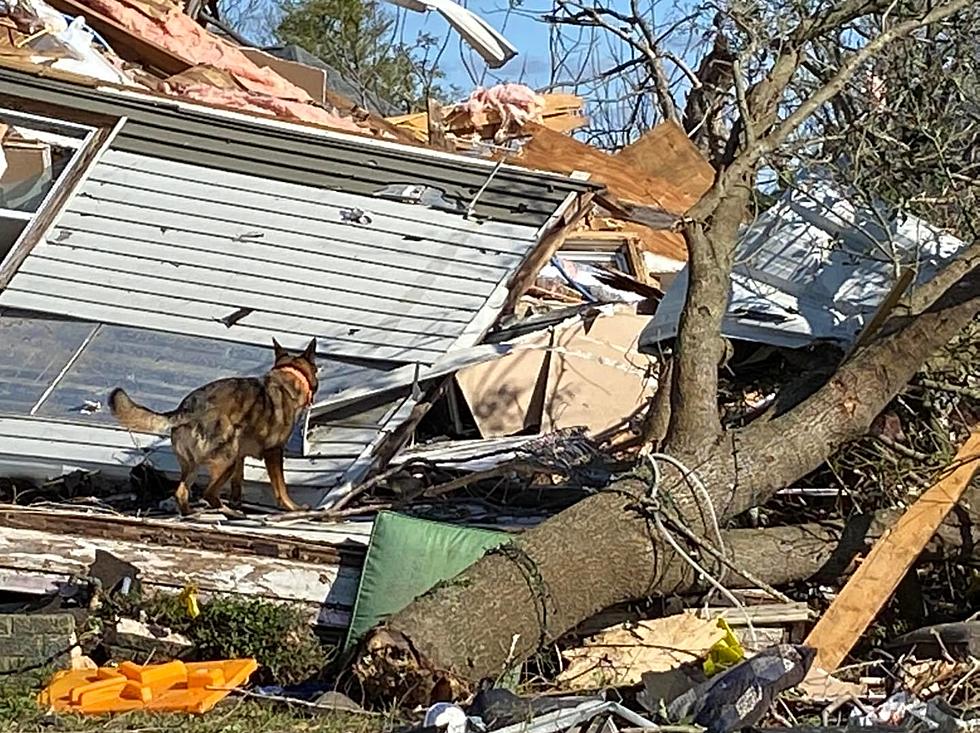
[3,274,455,361]
[19,252,474,333]
[50,224,503,297]
[0,150,546,364]
[0,417,348,508]
[98,150,540,244]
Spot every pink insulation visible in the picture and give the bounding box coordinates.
[463,83,545,129]
[167,82,364,132]
[78,0,365,131]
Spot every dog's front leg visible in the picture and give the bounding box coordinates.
[263,447,304,512]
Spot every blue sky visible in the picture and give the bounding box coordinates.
[391,0,705,119]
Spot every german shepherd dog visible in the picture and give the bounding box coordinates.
[108,338,319,515]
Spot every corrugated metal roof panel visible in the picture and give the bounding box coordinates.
[0,149,546,363]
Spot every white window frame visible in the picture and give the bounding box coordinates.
[0,107,126,287]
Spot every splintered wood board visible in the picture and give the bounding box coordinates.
[0,526,361,628]
[615,120,715,204]
[805,430,980,673]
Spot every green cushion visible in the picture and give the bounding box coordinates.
[344,511,509,651]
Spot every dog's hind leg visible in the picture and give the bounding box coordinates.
[203,459,237,509]
[229,458,245,507]
[174,454,197,516]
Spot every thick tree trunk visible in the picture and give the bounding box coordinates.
[356,478,979,705]
[355,272,978,701]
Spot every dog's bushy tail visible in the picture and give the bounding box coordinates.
[108,388,173,433]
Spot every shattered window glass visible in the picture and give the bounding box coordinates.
[0,108,95,265]
[0,313,398,459]
[0,312,96,414]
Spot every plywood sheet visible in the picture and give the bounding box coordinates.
[457,311,657,438]
[616,120,715,207]
[512,123,693,214]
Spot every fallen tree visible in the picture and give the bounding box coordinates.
[355,276,978,702]
[354,0,980,703]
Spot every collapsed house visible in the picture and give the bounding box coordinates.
[0,62,598,508]
[0,0,974,696]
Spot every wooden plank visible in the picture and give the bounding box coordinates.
[804,430,980,674]
[696,602,813,625]
[503,191,595,313]
[44,0,191,77]
[0,526,360,627]
[0,506,365,564]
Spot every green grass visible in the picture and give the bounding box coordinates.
[0,668,394,733]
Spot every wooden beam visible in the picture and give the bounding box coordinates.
[503,190,595,314]
[804,429,980,674]
[0,525,361,628]
[0,505,364,565]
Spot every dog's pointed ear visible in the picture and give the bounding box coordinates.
[302,338,317,362]
[272,338,287,361]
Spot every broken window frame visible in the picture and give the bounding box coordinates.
[559,236,643,278]
[0,103,126,290]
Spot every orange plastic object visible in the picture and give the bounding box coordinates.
[38,658,258,715]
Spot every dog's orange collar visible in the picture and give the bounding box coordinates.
[273,365,314,406]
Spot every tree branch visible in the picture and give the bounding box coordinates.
[904,240,980,316]
[667,0,971,452]
[751,0,972,163]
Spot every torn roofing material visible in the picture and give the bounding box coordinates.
[640,173,968,351]
[0,71,598,507]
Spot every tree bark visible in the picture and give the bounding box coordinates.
[572,487,980,633]
[356,472,979,705]
[355,271,979,700]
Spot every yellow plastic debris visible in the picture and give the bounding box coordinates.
[702,618,744,677]
[179,584,201,619]
[37,658,258,714]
